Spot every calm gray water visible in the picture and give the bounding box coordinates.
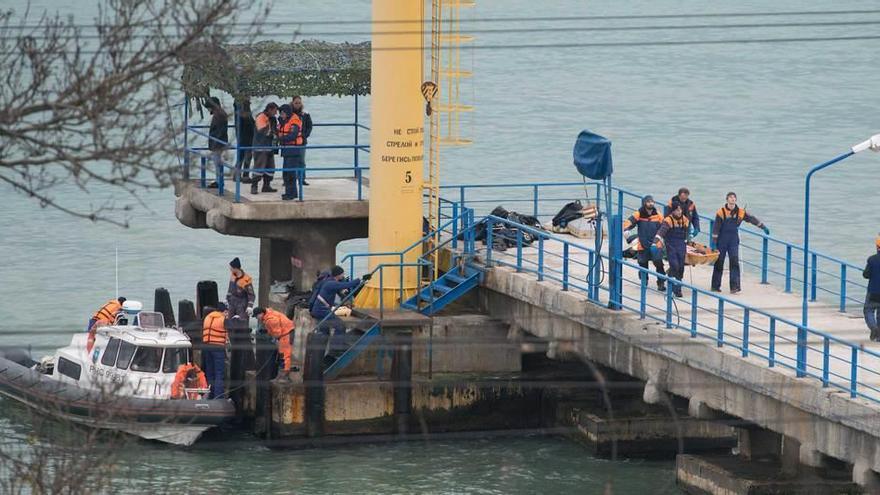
[3,0,880,492]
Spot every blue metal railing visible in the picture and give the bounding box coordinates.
[183,122,371,203]
[441,181,869,313]
[477,214,880,402]
[318,205,478,324]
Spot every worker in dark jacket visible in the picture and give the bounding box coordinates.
[665,187,700,238]
[711,192,769,294]
[251,102,278,195]
[234,99,255,183]
[623,195,666,291]
[292,96,313,186]
[205,97,228,189]
[226,257,255,320]
[655,204,690,297]
[310,265,371,365]
[277,104,303,200]
[862,237,880,341]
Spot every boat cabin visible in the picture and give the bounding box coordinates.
[42,301,196,399]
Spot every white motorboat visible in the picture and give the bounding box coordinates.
[0,301,235,446]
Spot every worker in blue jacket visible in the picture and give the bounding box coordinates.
[310,265,371,365]
[711,192,769,294]
[624,195,666,291]
[665,187,700,239]
[655,204,690,297]
[862,237,880,341]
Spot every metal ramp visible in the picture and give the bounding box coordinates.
[322,316,381,380]
[323,263,482,379]
[401,262,483,315]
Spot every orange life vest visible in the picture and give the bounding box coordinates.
[280,113,303,146]
[235,273,253,290]
[92,300,122,324]
[202,310,227,346]
[170,363,208,400]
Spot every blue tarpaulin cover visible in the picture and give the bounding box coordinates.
[573,130,613,180]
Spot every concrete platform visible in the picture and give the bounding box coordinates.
[676,454,860,495]
[175,177,369,224]
[472,231,880,402]
[175,177,370,296]
[558,403,736,458]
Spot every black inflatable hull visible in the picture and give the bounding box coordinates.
[0,350,235,445]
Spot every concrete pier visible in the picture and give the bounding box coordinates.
[676,454,860,494]
[478,260,880,489]
[175,178,368,301]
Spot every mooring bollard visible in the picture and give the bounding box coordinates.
[392,330,413,435]
[304,332,327,438]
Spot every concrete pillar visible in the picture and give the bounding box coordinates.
[258,235,338,307]
[642,376,666,405]
[687,397,716,420]
[799,444,827,469]
[780,435,800,477]
[853,460,880,490]
[737,427,782,461]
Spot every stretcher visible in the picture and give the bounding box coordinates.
[685,241,719,266]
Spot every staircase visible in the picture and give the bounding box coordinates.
[323,313,381,379]
[401,261,483,315]
[323,261,483,379]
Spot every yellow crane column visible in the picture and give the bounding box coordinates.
[355,0,425,309]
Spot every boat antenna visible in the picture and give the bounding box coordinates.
[115,245,119,298]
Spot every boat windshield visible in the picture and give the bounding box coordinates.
[130,346,162,373]
[162,347,192,373]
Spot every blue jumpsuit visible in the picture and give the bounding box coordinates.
[310,278,363,356]
[624,207,666,289]
[656,215,690,297]
[279,116,302,200]
[711,206,764,291]
[665,196,700,235]
[862,253,880,339]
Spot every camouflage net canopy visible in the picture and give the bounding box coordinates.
[181,40,371,99]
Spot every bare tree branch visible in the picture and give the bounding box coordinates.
[0,0,269,227]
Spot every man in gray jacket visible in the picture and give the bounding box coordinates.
[226,257,255,320]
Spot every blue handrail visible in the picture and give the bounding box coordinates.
[182,122,371,202]
[441,181,868,313]
[478,214,880,402]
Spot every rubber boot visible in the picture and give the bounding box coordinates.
[250,178,259,195]
[657,280,666,292]
[262,176,277,193]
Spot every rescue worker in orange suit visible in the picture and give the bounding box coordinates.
[170,363,208,399]
[201,303,228,399]
[87,297,126,331]
[252,307,295,373]
[665,187,700,239]
[277,103,303,201]
[623,195,667,291]
[655,204,690,298]
[226,257,255,320]
[711,192,769,294]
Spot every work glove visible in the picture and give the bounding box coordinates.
[762,225,771,236]
[649,245,661,258]
[245,306,254,317]
[362,273,372,282]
